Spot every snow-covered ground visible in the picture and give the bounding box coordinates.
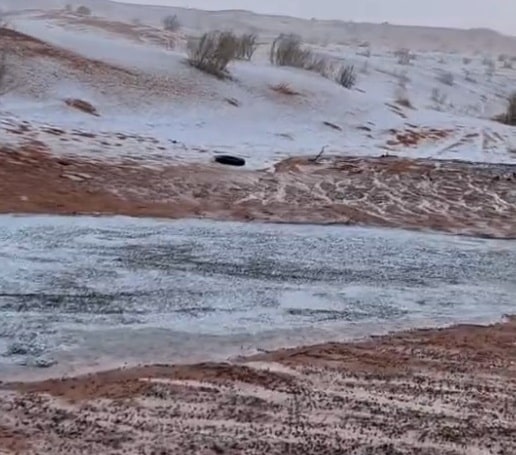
[1,215,514,379]
[1,6,516,168]
[0,3,515,380]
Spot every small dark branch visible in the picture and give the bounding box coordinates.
[310,145,328,163]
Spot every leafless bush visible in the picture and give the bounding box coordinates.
[357,47,371,58]
[187,31,239,78]
[304,55,328,73]
[270,34,312,68]
[235,33,257,61]
[495,92,516,126]
[271,82,301,96]
[0,51,6,94]
[463,69,477,83]
[336,64,356,89]
[485,63,495,79]
[482,56,495,69]
[394,71,412,108]
[395,70,410,90]
[395,91,413,109]
[437,71,454,86]
[430,87,447,109]
[76,6,91,16]
[163,15,180,32]
[394,48,413,65]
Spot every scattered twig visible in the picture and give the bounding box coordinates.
[310,145,328,163]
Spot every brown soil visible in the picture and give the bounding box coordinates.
[35,11,177,48]
[385,127,454,147]
[0,426,28,454]
[0,28,135,77]
[1,146,515,238]
[1,318,515,454]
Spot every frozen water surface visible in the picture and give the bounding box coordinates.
[0,215,515,379]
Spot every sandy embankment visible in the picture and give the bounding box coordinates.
[0,317,515,454]
[1,146,516,238]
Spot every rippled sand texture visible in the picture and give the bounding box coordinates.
[1,317,515,454]
[1,148,515,238]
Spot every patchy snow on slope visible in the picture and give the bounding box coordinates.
[1,11,516,169]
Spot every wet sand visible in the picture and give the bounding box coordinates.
[1,317,515,454]
[1,146,515,238]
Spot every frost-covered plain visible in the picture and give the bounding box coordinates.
[0,215,514,379]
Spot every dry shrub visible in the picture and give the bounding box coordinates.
[483,56,495,70]
[395,92,413,109]
[187,31,239,78]
[437,71,454,86]
[235,33,257,61]
[0,50,6,95]
[0,15,11,97]
[269,34,357,90]
[305,55,328,74]
[163,15,180,32]
[270,34,312,68]
[395,48,413,65]
[271,83,301,96]
[464,69,477,83]
[76,6,91,16]
[336,64,356,89]
[495,92,516,126]
[431,87,447,109]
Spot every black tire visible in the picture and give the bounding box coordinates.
[214,155,246,167]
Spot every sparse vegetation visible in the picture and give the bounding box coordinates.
[503,60,513,69]
[463,57,472,65]
[304,55,327,74]
[395,93,413,109]
[437,71,454,86]
[431,87,447,109]
[336,64,357,89]
[394,48,414,65]
[76,6,91,16]
[186,31,259,76]
[270,34,312,68]
[187,31,239,78]
[0,13,8,96]
[0,50,7,95]
[269,34,356,90]
[494,92,516,126]
[482,56,496,78]
[235,33,258,61]
[271,83,301,96]
[394,70,412,108]
[163,15,180,32]
[464,69,477,83]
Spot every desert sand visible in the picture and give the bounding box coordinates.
[1,3,515,454]
[1,317,515,454]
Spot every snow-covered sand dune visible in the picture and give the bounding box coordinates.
[1,8,516,169]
